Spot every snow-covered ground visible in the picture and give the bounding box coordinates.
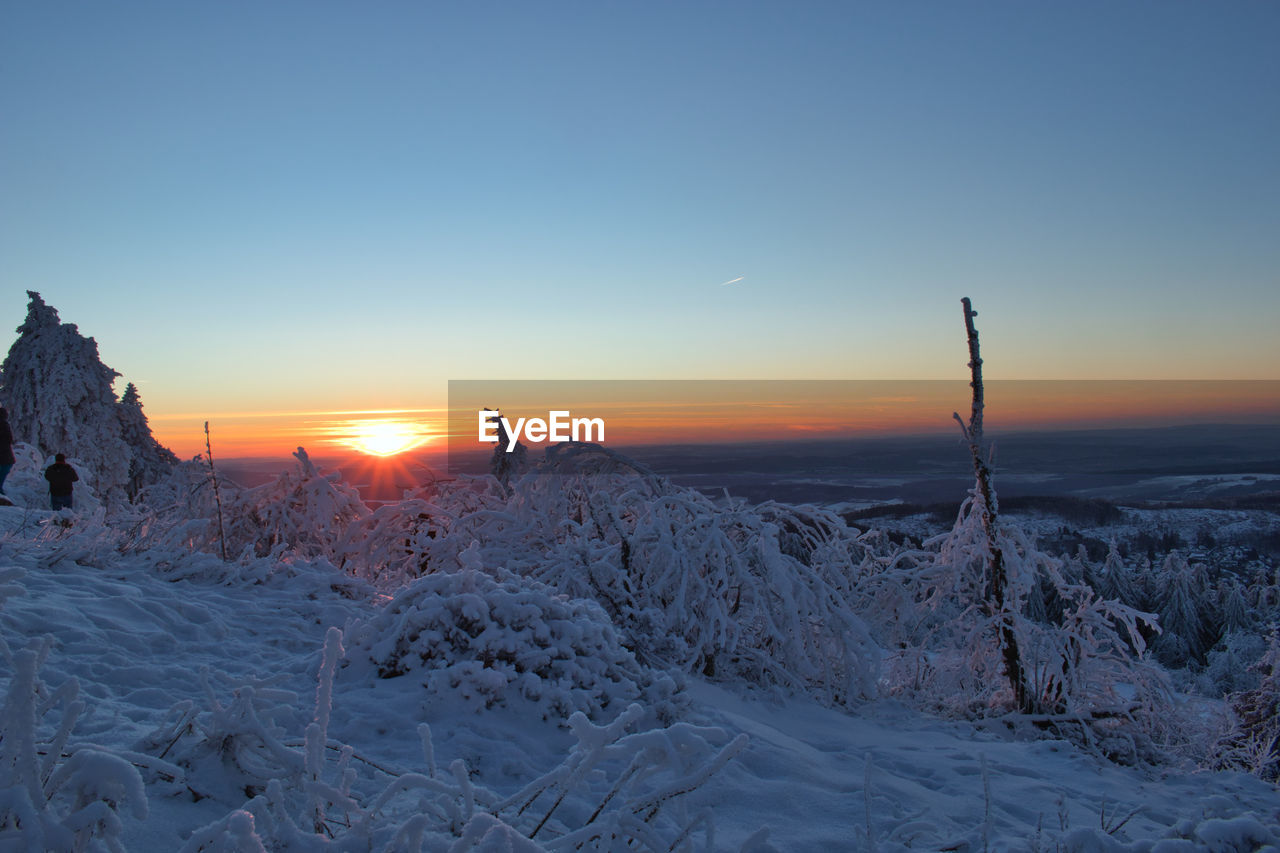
[3,505,1279,852]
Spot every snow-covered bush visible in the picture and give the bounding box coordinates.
[145,670,307,805]
[166,628,746,853]
[860,489,1170,755]
[124,457,231,553]
[504,446,877,702]
[332,490,467,586]
[0,635,148,851]
[1052,803,1280,852]
[212,447,369,562]
[127,447,369,564]
[492,702,748,849]
[1212,627,1280,781]
[180,701,750,853]
[96,439,882,711]
[332,444,881,707]
[345,568,683,722]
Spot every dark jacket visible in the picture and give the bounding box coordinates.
[45,462,78,496]
[0,420,13,466]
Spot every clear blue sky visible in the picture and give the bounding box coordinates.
[2,2,1277,446]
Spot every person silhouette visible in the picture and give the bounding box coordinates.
[45,453,79,511]
[0,408,13,495]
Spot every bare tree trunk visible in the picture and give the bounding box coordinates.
[205,421,228,562]
[955,297,1031,713]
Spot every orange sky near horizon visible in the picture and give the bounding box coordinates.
[148,381,1280,462]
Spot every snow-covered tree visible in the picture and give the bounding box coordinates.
[1154,551,1211,665]
[0,292,175,507]
[118,382,179,498]
[1217,575,1254,638]
[1098,540,1140,610]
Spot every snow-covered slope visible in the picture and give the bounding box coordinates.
[3,506,1278,852]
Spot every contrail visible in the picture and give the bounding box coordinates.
[719,276,745,286]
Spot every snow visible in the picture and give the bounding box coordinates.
[3,504,1278,851]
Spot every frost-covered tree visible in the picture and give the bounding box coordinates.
[951,298,1032,712]
[118,382,179,498]
[1098,540,1140,610]
[0,292,175,507]
[1199,630,1267,697]
[1,292,132,503]
[1154,552,1211,665]
[1217,575,1254,638]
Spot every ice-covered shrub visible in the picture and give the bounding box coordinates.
[217,448,369,561]
[1212,628,1280,781]
[0,636,148,851]
[345,569,683,722]
[126,458,229,553]
[0,498,125,576]
[494,702,748,848]
[332,492,465,587]
[493,446,876,702]
[2,486,374,598]
[158,671,307,803]
[133,448,369,563]
[332,443,880,707]
[861,490,1170,749]
[114,440,881,709]
[170,629,747,853]
[180,701,750,853]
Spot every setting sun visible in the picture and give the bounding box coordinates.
[343,419,430,457]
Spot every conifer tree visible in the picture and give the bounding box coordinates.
[1154,551,1209,664]
[1099,540,1139,609]
[119,382,180,498]
[1217,576,1253,637]
[0,291,173,506]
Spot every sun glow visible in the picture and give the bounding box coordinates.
[343,419,430,457]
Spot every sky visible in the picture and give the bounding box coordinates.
[1,2,1277,457]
